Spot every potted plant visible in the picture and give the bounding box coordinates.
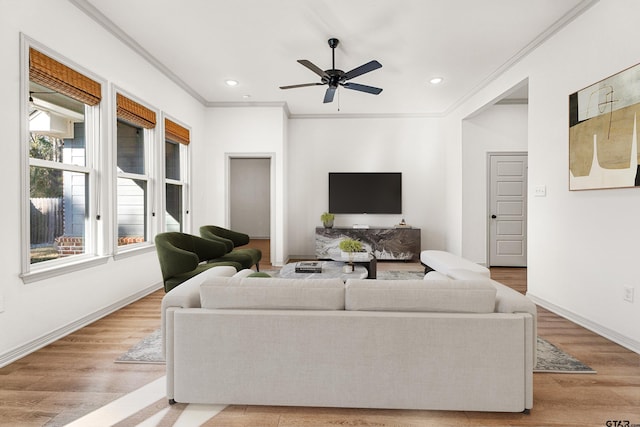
[320,212,335,228]
[339,238,363,271]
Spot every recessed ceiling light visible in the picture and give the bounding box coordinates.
[429,77,444,85]
[225,80,239,86]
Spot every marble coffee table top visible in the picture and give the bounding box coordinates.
[277,261,367,281]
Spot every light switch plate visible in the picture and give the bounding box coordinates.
[534,185,546,197]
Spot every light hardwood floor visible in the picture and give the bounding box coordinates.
[1,263,638,426]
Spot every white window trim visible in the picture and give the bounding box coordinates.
[20,35,109,283]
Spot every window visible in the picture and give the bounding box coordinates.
[22,41,194,281]
[24,46,101,272]
[164,118,190,232]
[115,93,156,248]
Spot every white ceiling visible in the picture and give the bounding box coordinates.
[74,0,595,116]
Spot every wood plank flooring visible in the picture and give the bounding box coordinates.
[0,264,638,426]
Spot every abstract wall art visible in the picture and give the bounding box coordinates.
[569,63,640,190]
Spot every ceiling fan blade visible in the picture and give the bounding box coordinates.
[298,60,329,78]
[342,82,383,95]
[280,83,324,90]
[342,60,382,81]
[323,86,337,103]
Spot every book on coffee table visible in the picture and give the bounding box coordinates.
[295,261,322,273]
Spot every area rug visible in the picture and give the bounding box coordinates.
[116,329,165,364]
[117,330,594,373]
[376,270,425,280]
[534,337,595,373]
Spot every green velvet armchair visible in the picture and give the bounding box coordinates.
[199,225,262,271]
[154,232,242,292]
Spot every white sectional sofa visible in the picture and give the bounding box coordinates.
[162,251,537,413]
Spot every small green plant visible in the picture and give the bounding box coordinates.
[339,238,363,253]
[321,212,335,228]
[320,212,334,223]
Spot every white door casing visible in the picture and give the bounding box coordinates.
[488,153,527,267]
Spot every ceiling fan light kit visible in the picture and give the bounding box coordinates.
[280,38,383,104]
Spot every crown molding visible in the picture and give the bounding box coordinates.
[288,112,443,120]
[205,101,440,119]
[495,98,528,105]
[442,0,599,116]
[206,101,291,117]
[68,0,208,106]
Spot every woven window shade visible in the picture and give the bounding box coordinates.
[165,118,190,145]
[29,48,101,106]
[116,93,156,129]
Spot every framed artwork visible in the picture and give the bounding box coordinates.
[569,63,640,190]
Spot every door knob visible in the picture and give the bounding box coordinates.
[491,215,497,219]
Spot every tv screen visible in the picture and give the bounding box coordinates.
[328,172,402,214]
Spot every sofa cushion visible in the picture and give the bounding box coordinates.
[200,277,345,310]
[345,279,497,313]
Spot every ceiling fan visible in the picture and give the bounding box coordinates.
[280,38,382,103]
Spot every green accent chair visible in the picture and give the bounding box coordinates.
[199,225,262,271]
[155,232,242,292]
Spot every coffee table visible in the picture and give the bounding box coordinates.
[277,261,367,281]
[329,252,377,279]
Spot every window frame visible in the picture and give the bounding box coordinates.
[162,114,191,233]
[112,87,159,257]
[20,36,109,283]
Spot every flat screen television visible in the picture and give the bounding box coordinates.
[328,172,402,214]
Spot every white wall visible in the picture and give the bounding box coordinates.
[462,104,528,264]
[446,0,640,352]
[525,0,640,351]
[0,0,206,364]
[201,106,288,265]
[287,117,446,258]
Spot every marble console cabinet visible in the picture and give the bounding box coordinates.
[315,227,421,261]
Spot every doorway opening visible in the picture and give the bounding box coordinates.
[227,155,272,267]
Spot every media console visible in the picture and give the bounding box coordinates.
[315,227,421,261]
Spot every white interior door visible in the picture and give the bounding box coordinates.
[488,153,527,267]
[229,157,270,238]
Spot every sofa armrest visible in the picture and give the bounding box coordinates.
[491,279,537,316]
[447,268,537,317]
[444,267,537,367]
[161,265,237,355]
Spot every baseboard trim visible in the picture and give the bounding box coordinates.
[527,292,640,355]
[0,282,162,368]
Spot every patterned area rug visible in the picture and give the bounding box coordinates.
[534,337,595,373]
[377,270,425,280]
[116,329,164,364]
[117,331,595,373]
